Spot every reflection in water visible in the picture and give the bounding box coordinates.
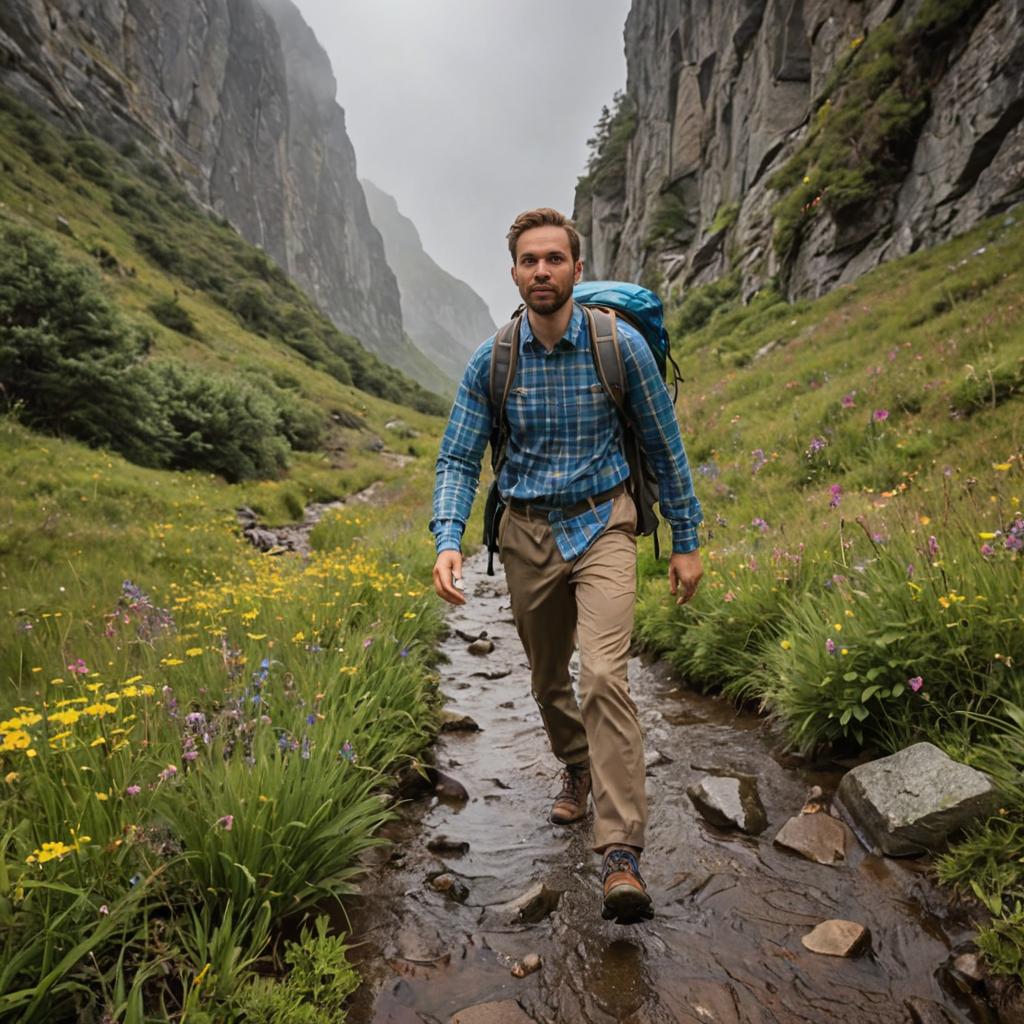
[588,938,647,1020]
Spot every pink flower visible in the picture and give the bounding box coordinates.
[158,765,178,782]
[841,393,856,409]
[98,904,109,916]
[362,637,373,649]
[825,638,836,655]
[829,484,842,509]
[928,535,939,559]
[723,590,736,602]
[980,543,994,557]
[873,409,889,423]
[216,815,234,831]
[67,659,89,675]
[908,676,923,693]
[125,785,141,796]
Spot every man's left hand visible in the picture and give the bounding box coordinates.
[668,551,703,605]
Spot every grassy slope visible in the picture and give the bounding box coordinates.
[636,210,1024,977]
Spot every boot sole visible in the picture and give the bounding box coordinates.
[549,810,587,825]
[601,883,654,925]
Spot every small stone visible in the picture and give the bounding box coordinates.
[429,873,469,903]
[498,700,514,709]
[467,638,495,656]
[801,919,870,957]
[450,1000,535,1024]
[430,769,469,802]
[774,813,849,865]
[440,711,480,732]
[427,835,469,856]
[431,873,455,892]
[55,215,74,237]
[510,952,542,978]
[687,775,768,834]
[951,952,985,986]
[645,749,673,771]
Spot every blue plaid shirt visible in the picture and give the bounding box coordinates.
[431,303,702,560]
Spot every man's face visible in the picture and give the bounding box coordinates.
[511,225,583,315]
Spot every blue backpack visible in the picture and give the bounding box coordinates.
[482,281,679,573]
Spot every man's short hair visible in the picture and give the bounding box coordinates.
[507,208,581,263]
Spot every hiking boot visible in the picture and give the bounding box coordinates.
[549,763,591,824]
[601,848,654,924]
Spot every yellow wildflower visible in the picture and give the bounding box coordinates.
[185,647,204,657]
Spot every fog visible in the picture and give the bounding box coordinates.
[292,0,631,329]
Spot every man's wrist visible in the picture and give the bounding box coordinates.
[670,522,701,555]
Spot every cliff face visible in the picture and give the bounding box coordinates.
[362,180,496,385]
[575,0,1024,301]
[0,0,409,366]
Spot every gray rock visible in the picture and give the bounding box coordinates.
[426,835,469,856]
[644,748,673,771]
[55,215,74,237]
[951,952,985,987]
[836,742,998,855]
[451,1001,535,1024]
[905,998,955,1024]
[430,769,469,803]
[801,919,870,957]
[440,711,481,732]
[487,882,562,926]
[687,775,768,835]
[773,813,849,865]
[429,872,469,903]
[467,638,495,656]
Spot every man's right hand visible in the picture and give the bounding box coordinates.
[432,550,466,606]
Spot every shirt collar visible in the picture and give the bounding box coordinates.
[519,302,585,352]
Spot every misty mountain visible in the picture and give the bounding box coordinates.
[362,180,497,384]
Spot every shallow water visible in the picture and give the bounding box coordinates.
[341,553,991,1024]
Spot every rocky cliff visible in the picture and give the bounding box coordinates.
[0,0,431,378]
[362,180,496,385]
[575,0,1024,302]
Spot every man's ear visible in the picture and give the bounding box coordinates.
[511,263,519,285]
[574,259,584,283]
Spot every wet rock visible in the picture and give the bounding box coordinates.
[687,775,768,834]
[471,668,512,680]
[450,1001,534,1024]
[487,882,561,925]
[245,527,280,551]
[773,813,849,865]
[498,700,515,709]
[429,873,469,903]
[801,784,829,813]
[430,768,469,802]
[510,952,542,978]
[836,742,998,855]
[905,998,955,1024]
[455,628,488,642]
[392,924,449,964]
[645,748,673,771]
[950,952,985,988]
[467,638,495,656]
[440,711,481,732]
[801,919,870,957]
[427,835,469,856]
[236,505,259,527]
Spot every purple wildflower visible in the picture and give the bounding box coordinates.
[306,713,316,726]
[125,785,141,796]
[825,638,837,655]
[751,516,769,533]
[339,741,356,763]
[908,676,923,693]
[873,409,889,423]
[907,562,915,578]
[841,393,856,409]
[158,764,178,782]
[751,449,768,475]
[806,436,828,457]
[928,535,940,559]
[1007,534,1023,552]
[67,659,89,675]
[981,543,994,557]
[829,484,842,509]
[216,815,234,831]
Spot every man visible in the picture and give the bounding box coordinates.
[430,207,703,924]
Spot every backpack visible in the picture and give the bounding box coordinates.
[482,281,679,575]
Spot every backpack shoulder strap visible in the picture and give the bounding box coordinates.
[584,305,627,414]
[487,313,522,470]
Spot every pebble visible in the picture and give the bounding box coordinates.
[801,919,870,957]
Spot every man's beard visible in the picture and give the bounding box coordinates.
[523,281,571,315]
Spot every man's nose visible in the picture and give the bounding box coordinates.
[535,262,551,278]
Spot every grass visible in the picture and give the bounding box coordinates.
[636,208,1024,978]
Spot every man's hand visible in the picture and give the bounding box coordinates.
[668,550,703,605]
[432,550,466,606]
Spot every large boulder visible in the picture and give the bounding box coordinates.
[836,742,998,856]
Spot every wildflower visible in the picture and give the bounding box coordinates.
[339,741,356,762]
[928,535,939,559]
[751,449,768,475]
[908,676,924,693]
[99,904,109,915]
[907,562,915,578]
[4,771,18,784]
[981,543,994,557]
[751,517,769,533]
[806,436,827,457]
[873,409,889,423]
[399,647,410,657]
[125,785,141,796]
[182,750,199,762]
[723,590,736,602]
[780,639,792,651]
[363,637,374,649]
[216,815,234,831]
[840,393,856,409]
[67,659,89,676]
[829,484,842,509]
[185,647,204,657]
[16,621,32,633]
[95,792,108,801]
[158,764,178,782]
[825,638,836,655]
[1007,534,1023,552]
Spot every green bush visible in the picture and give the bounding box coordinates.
[149,296,199,336]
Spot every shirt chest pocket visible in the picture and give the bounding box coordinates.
[572,383,615,445]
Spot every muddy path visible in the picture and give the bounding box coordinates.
[340,551,991,1024]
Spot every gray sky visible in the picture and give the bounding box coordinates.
[292,0,631,326]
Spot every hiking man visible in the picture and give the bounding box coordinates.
[430,207,703,924]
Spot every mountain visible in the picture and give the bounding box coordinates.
[362,180,496,385]
[0,0,445,389]
[575,0,1024,301]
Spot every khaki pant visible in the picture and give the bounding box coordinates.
[499,490,646,851]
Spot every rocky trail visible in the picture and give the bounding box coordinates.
[340,552,993,1024]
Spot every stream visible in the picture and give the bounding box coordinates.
[339,551,992,1024]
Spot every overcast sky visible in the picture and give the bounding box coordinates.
[292,0,631,326]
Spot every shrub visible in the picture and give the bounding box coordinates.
[228,282,282,337]
[149,296,198,336]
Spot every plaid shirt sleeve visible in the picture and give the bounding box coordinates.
[619,324,703,553]
[430,339,494,554]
